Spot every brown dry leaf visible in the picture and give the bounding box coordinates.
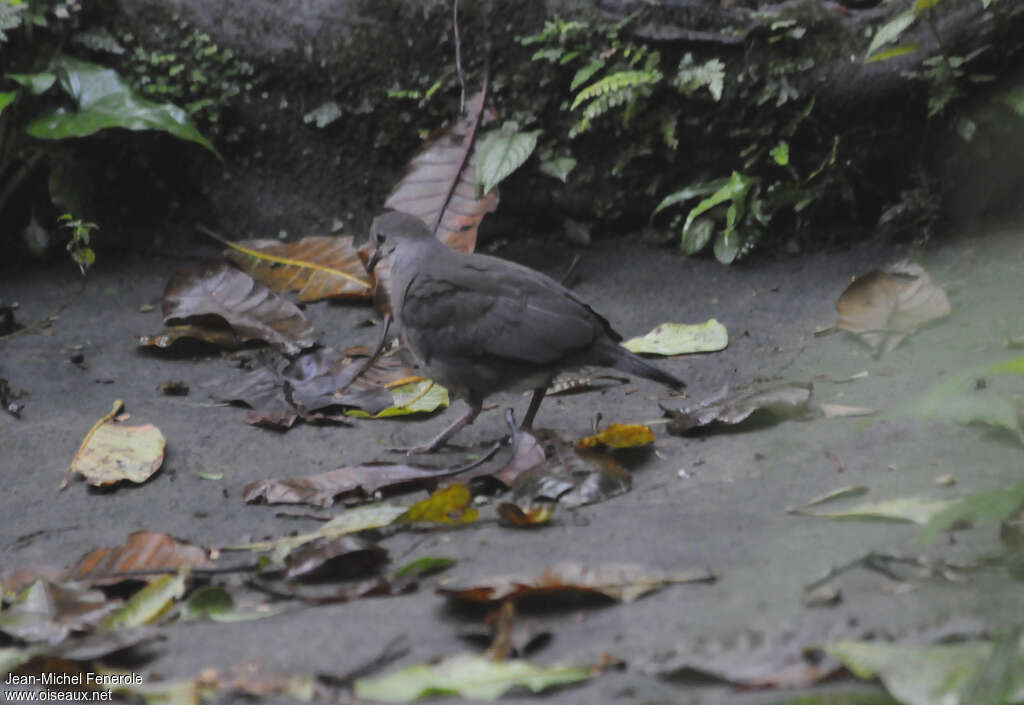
[136,323,245,350]
[63,400,165,488]
[383,86,498,253]
[439,563,715,606]
[163,262,316,354]
[197,662,319,701]
[664,382,811,435]
[206,346,415,421]
[836,261,950,354]
[508,429,632,509]
[244,460,467,508]
[497,503,555,528]
[222,235,372,302]
[283,536,388,582]
[67,531,213,585]
[395,484,479,525]
[0,580,122,644]
[574,423,655,450]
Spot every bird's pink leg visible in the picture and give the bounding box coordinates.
[391,403,481,454]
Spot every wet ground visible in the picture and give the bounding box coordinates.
[2,216,1023,704]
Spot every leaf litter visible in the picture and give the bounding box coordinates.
[622,319,729,355]
[663,382,812,435]
[836,260,950,355]
[62,400,166,489]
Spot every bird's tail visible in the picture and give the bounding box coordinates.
[592,340,685,390]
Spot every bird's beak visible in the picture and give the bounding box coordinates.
[367,248,382,273]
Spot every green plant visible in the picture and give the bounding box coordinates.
[59,212,95,274]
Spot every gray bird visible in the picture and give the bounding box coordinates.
[368,210,684,453]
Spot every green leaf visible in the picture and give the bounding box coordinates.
[6,72,55,94]
[101,569,188,629]
[683,171,755,234]
[570,58,606,91]
[865,11,917,61]
[1003,83,1024,118]
[913,0,941,12]
[713,227,741,264]
[0,90,15,116]
[680,216,714,255]
[346,380,449,419]
[770,141,789,166]
[393,556,456,580]
[652,177,730,217]
[26,55,218,156]
[823,638,1024,705]
[180,584,282,622]
[921,478,1024,545]
[538,156,576,183]
[354,653,591,702]
[622,319,728,355]
[474,123,540,196]
[866,43,922,62]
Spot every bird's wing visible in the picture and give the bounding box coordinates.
[399,257,600,366]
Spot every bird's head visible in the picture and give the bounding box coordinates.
[367,211,434,272]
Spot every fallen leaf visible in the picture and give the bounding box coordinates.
[509,429,632,509]
[100,568,189,629]
[0,580,121,644]
[546,370,629,396]
[836,261,950,354]
[395,485,478,525]
[493,421,546,488]
[197,662,319,701]
[222,235,372,302]
[789,495,957,525]
[206,346,418,420]
[664,382,811,435]
[163,262,316,354]
[354,653,590,702]
[136,323,244,350]
[180,585,283,623]
[574,423,655,450]
[439,563,715,606]
[382,87,497,254]
[786,486,869,513]
[283,536,388,582]
[497,503,555,528]
[622,319,728,355]
[821,403,876,418]
[244,460,468,508]
[823,636,1024,705]
[346,379,449,419]
[64,400,165,488]
[644,621,855,689]
[67,531,213,585]
[223,503,408,554]
[393,557,456,580]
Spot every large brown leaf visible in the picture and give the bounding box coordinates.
[222,235,373,302]
[439,563,715,606]
[67,531,213,585]
[836,261,950,354]
[244,460,472,508]
[163,263,316,354]
[383,86,499,252]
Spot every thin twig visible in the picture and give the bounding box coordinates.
[453,0,466,114]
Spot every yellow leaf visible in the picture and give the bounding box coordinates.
[574,423,655,450]
[396,485,478,525]
[63,400,166,488]
[622,320,728,355]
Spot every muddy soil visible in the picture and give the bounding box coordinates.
[3,214,1024,703]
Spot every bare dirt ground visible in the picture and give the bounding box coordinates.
[2,215,1023,704]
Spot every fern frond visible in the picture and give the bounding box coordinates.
[571,69,662,111]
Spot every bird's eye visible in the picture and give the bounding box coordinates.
[375,232,386,246]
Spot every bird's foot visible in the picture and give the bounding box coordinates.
[388,440,444,455]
